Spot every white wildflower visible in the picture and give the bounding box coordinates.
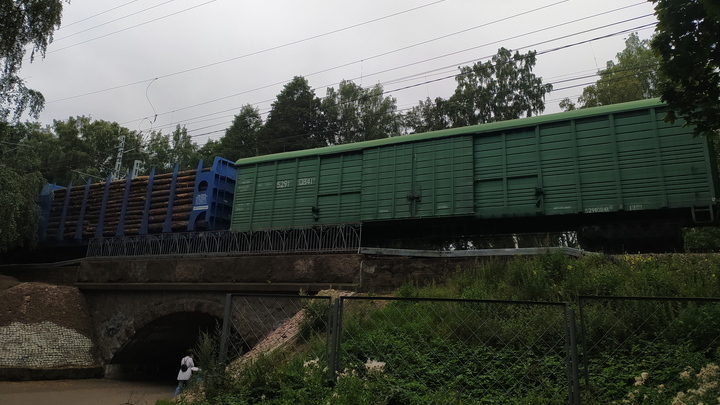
[304,358,319,368]
[364,359,386,374]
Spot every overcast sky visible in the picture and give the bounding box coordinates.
[20,0,658,146]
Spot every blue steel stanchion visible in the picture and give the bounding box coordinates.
[163,163,180,233]
[57,181,72,241]
[187,159,204,232]
[75,180,92,241]
[116,172,133,237]
[140,167,156,235]
[95,174,113,239]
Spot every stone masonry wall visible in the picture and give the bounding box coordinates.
[82,290,227,363]
[0,280,102,380]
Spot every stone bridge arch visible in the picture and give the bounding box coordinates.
[83,290,227,380]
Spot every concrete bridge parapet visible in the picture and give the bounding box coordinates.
[75,254,362,292]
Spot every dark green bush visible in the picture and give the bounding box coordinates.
[179,252,720,404]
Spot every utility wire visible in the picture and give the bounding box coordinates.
[55,0,141,32]
[21,57,660,176]
[53,0,179,42]
[139,17,657,137]
[45,0,218,54]
[45,0,447,103]
[30,4,660,158]
[181,25,660,145]
[120,3,648,131]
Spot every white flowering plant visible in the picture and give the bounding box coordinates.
[613,364,720,405]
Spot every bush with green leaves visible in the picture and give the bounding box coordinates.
[171,252,720,404]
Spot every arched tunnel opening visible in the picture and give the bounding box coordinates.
[106,312,222,381]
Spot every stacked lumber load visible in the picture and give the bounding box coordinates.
[40,158,236,242]
[44,169,196,240]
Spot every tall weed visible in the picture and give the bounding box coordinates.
[178,252,720,404]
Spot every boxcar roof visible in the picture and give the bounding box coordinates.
[234,98,666,166]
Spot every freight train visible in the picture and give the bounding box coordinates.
[38,99,720,255]
[36,157,236,259]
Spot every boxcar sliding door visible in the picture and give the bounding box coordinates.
[360,136,475,221]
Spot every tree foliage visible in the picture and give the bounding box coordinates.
[650,0,720,137]
[2,117,203,188]
[0,0,65,252]
[261,76,324,154]
[0,123,45,252]
[405,48,552,133]
[144,130,173,172]
[169,124,199,170]
[321,80,400,145]
[197,138,221,166]
[561,33,660,110]
[0,0,66,121]
[50,116,146,183]
[215,104,263,161]
[450,48,552,126]
[143,125,200,173]
[403,97,454,133]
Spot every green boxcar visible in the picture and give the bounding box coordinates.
[233,151,364,230]
[231,99,718,250]
[472,103,717,217]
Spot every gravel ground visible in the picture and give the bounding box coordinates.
[0,379,173,405]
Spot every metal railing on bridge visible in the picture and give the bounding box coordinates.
[86,225,362,258]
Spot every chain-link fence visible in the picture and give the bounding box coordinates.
[333,297,577,404]
[220,294,579,403]
[218,294,333,367]
[219,294,720,404]
[578,296,720,404]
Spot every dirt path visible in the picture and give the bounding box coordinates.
[0,379,173,405]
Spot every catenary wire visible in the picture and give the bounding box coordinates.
[24,4,661,166]
[52,0,181,42]
[44,0,218,54]
[120,4,652,132]
[45,0,448,103]
[181,25,659,145]
[143,18,657,138]
[56,0,140,31]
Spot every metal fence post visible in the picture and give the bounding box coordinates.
[577,297,590,389]
[327,297,343,381]
[219,293,233,364]
[567,309,581,405]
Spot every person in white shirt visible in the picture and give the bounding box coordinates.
[174,350,199,397]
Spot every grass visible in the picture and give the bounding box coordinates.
[167,252,720,404]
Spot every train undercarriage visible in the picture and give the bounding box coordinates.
[361,207,715,254]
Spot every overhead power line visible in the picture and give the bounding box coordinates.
[46,0,552,105]
[181,24,659,145]
[45,0,219,54]
[55,0,141,32]
[139,15,657,137]
[34,1,659,151]
[45,0,448,104]
[53,0,179,42]
[122,0,584,127]
[25,60,661,176]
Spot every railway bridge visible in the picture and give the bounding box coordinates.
[0,247,579,380]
